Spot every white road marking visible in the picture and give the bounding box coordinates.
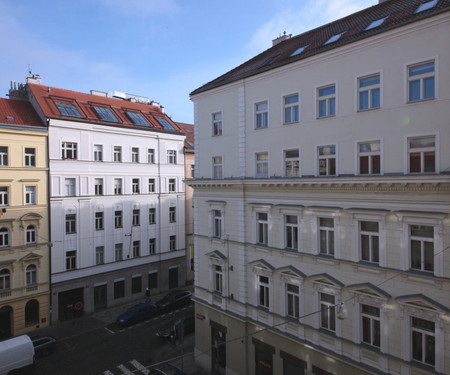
[117,364,134,374]
[103,371,115,375]
[130,359,150,374]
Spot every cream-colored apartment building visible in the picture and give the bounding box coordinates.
[0,98,50,338]
[189,1,450,374]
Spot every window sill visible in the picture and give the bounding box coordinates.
[283,121,300,125]
[316,115,336,120]
[407,97,435,104]
[357,106,380,113]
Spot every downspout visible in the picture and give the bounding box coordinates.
[46,119,53,323]
[157,135,162,282]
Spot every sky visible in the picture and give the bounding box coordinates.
[0,0,378,124]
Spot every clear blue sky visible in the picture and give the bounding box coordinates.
[0,0,377,124]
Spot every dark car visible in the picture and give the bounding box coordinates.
[116,302,158,326]
[156,315,195,340]
[155,290,192,313]
[149,363,186,375]
[32,336,57,358]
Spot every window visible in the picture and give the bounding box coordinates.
[361,304,380,347]
[408,136,435,173]
[147,148,155,163]
[65,178,76,196]
[169,207,176,223]
[55,102,82,117]
[411,317,435,366]
[212,112,223,136]
[320,293,336,331]
[358,74,380,110]
[133,241,140,257]
[0,147,8,166]
[415,0,438,13]
[0,187,8,206]
[94,178,103,195]
[115,210,123,228]
[286,284,299,318]
[132,147,139,163]
[169,235,176,251]
[25,186,36,205]
[93,106,118,122]
[317,85,336,118]
[255,101,268,129]
[0,269,10,289]
[215,265,223,293]
[132,178,140,194]
[359,221,379,263]
[93,145,103,161]
[127,112,149,126]
[324,32,344,45]
[66,250,76,270]
[284,149,299,177]
[410,225,434,272]
[149,238,156,254]
[114,146,122,162]
[168,178,176,192]
[290,45,308,57]
[132,209,140,226]
[318,145,336,176]
[132,275,142,294]
[96,246,104,265]
[95,212,104,230]
[148,178,155,193]
[285,215,298,250]
[408,61,435,102]
[213,156,223,179]
[148,272,158,289]
[61,142,77,159]
[319,218,334,256]
[365,17,387,30]
[115,243,123,261]
[156,118,175,130]
[358,141,380,175]
[167,150,177,164]
[255,152,268,178]
[0,228,9,247]
[26,225,36,244]
[65,214,76,234]
[258,275,270,308]
[213,210,222,238]
[257,213,268,245]
[284,94,299,124]
[114,279,125,299]
[114,178,122,195]
[149,208,156,224]
[24,148,36,167]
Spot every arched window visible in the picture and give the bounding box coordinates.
[0,228,9,247]
[26,265,37,285]
[26,225,36,244]
[25,299,39,326]
[0,269,10,289]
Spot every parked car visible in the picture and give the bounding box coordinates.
[149,363,186,375]
[156,315,195,340]
[155,290,192,313]
[0,335,35,375]
[32,336,57,358]
[116,302,158,326]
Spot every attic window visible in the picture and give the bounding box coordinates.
[93,106,118,122]
[290,45,309,57]
[55,102,82,118]
[126,112,149,126]
[156,118,175,130]
[324,32,345,45]
[187,141,194,147]
[185,129,192,133]
[260,53,281,68]
[365,16,388,30]
[415,0,438,13]
[5,116,14,121]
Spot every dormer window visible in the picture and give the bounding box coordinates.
[415,0,438,13]
[126,112,149,126]
[365,17,387,31]
[55,102,82,118]
[324,32,345,45]
[93,106,118,122]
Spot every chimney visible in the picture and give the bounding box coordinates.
[26,74,42,85]
[272,31,291,46]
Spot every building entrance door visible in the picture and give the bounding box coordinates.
[169,267,178,289]
[211,326,226,375]
[58,287,84,321]
[0,306,12,339]
[94,284,107,311]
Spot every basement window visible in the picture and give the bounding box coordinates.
[126,112,149,126]
[93,106,118,122]
[365,17,388,30]
[324,32,345,45]
[55,102,82,118]
[156,118,175,130]
[415,0,438,13]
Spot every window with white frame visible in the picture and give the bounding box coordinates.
[65,178,76,196]
[94,178,103,195]
[408,61,435,102]
[256,152,268,178]
[411,316,435,367]
[408,136,435,173]
[26,225,36,244]
[285,215,298,250]
[132,178,140,194]
[215,265,223,294]
[255,101,268,129]
[0,146,8,166]
[319,217,334,256]
[132,209,140,226]
[320,292,336,331]
[169,235,176,251]
[149,208,156,224]
[149,238,156,254]
[61,142,77,159]
[410,225,434,272]
[133,240,140,257]
[169,206,176,223]
[114,210,122,228]
[26,265,37,285]
[317,85,336,118]
[147,148,155,163]
[358,74,380,111]
[168,178,176,192]
[132,147,139,163]
[96,246,105,265]
[0,228,9,247]
[115,243,123,261]
[360,221,379,263]
[284,94,299,124]
[0,187,9,206]
[95,211,104,230]
[167,150,177,164]
[358,141,380,175]
[361,304,380,347]
[66,250,76,270]
[284,149,299,177]
[213,210,222,238]
[24,148,36,167]
[114,146,122,162]
[94,145,103,161]
[257,212,268,245]
[286,284,299,318]
[25,186,36,205]
[114,178,122,195]
[212,112,223,136]
[318,145,336,176]
[65,214,76,234]
[258,275,270,308]
[0,269,10,289]
[212,156,223,179]
[148,178,155,193]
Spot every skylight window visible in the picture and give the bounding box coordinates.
[156,118,175,130]
[187,141,194,147]
[365,17,387,31]
[415,0,438,13]
[126,112,149,126]
[55,102,82,118]
[260,53,281,68]
[324,32,345,45]
[94,106,118,122]
[290,45,309,57]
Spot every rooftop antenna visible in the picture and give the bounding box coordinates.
[28,64,32,77]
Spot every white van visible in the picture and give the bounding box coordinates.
[0,335,35,375]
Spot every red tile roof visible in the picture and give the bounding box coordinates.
[27,83,182,133]
[176,122,194,150]
[191,0,450,96]
[0,98,45,127]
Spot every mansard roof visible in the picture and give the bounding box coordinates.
[0,98,44,128]
[191,0,450,96]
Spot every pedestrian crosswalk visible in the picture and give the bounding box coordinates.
[103,359,149,375]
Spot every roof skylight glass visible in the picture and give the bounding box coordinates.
[324,32,345,45]
[187,141,194,147]
[415,0,438,13]
[94,106,118,122]
[156,118,175,130]
[126,112,149,126]
[55,102,82,118]
[365,16,388,31]
[290,45,309,57]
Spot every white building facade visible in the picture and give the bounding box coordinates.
[189,1,450,374]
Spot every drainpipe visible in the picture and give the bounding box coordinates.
[157,135,162,287]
